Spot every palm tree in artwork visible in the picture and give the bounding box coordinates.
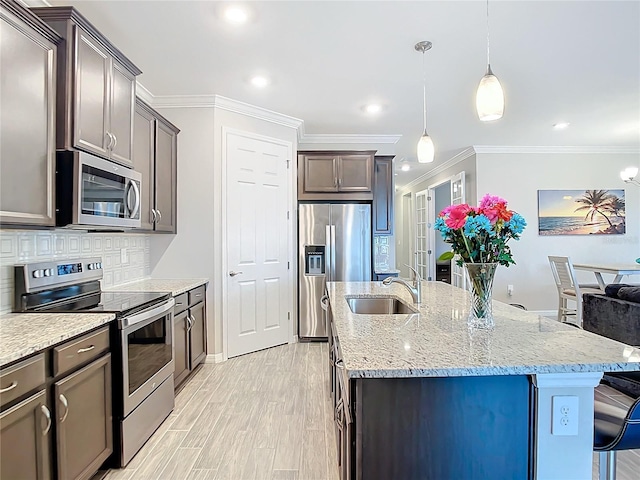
[606,195,626,226]
[574,189,614,227]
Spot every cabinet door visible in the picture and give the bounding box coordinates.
[173,310,190,388]
[338,155,372,192]
[0,7,56,226]
[303,155,339,192]
[189,301,206,370]
[132,101,156,230]
[74,29,110,159]
[373,157,394,234]
[108,61,135,166]
[154,119,178,233]
[0,389,52,480]
[55,354,112,480]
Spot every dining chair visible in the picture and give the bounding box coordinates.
[548,255,603,327]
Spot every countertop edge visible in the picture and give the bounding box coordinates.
[104,278,209,296]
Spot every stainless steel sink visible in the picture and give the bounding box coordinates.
[346,296,418,315]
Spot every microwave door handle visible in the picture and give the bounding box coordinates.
[127,180,140,219]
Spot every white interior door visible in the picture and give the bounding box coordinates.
[225,130,291,358]
[415,189,430,280]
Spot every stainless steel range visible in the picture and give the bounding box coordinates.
[14,257,175,467]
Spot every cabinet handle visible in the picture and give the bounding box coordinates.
[59,394,69,423]
[195,293,202,297]
[335,359,345,369]
[0,380,17,393]
[77,345,95,354]
[111,133,118,149]
[186,315,193,331]
[105,132,113,150]
[41,405,52,435]
[156,209,162,223]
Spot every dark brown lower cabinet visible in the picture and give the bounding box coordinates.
[173,286,208,390]
[0,389,52,480]
[173,309,190,387]
[189,301,206,367]
[54,353,112,480]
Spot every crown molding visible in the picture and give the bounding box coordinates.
[144,93,303,131]
[18,0,51,7]
[399,147,476,192]
[473,145,640,154]
[136,82,154,105]
[299,133,402,145]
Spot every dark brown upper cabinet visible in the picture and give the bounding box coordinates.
[298,151,374,201]
[373,156,395,235]
[132,98,179,233]
[31,6,141,167]
[0,0,61,227]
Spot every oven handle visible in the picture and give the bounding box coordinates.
[119,298,175,330]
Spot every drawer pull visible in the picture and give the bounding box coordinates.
[335,359,345,369]
[41,405,52,435]
[77,345,95,354]
[0,381,18,393]
[176,302,183,306]
[195,293,202,297]
[59,394,69,422]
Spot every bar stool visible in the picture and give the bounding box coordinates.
[593,382,640,480]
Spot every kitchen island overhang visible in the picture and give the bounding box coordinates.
[326,281,640,480]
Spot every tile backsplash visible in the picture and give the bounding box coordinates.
[0,230,150,313]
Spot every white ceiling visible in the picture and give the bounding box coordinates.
[43,0,640,186]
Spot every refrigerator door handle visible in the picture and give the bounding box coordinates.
[331,225,336,280]
[326,225,332,282]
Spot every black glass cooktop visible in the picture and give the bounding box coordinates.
[27,282,171,316]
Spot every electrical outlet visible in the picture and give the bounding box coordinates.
[120,248,128,265]
[551,395,579,436]
[507,284,514,296]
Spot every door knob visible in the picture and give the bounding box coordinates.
[229,271,243,277]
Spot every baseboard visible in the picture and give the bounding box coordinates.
[531,310,558,320]
[205,353,224,364]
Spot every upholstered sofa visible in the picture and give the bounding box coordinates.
[582,284,640,347]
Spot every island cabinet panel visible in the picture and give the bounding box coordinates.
[353,376,533,480]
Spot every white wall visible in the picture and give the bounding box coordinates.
[476,150,640,311]
[147,107,217,351]
[148,104,298,356]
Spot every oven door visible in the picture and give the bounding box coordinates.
[120,298,175,417]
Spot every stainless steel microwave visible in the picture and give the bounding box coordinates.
[56,150,142,229]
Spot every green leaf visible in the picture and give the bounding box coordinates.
[438,251,455,261]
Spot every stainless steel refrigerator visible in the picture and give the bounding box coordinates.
[298,203,372,339]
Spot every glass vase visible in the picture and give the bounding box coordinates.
[464,262,498,329]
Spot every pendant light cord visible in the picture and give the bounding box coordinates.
[422,50,427,134]
[486,0,491,68]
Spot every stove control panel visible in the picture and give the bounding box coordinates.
[15,257,104,294]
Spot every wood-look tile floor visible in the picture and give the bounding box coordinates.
[105,342,640,480]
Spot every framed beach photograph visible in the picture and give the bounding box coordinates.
[538,189,626,235]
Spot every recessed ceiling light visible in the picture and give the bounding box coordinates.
[553,122,570,129]
[364,104,382,114]
[250,75,269,88]
[401,164,410,172]
[224,6,249,24]
[394,173,399,176]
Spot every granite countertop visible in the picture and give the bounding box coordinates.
[104,278,209,296]
[0,312,115,367]
[326,281,640,379]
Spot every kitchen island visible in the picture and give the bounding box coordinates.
[325,281,640,480]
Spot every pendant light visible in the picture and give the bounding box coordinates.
[476,0,504,121]
[415,41,434,163]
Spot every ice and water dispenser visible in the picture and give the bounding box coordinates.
[304,246,325,276]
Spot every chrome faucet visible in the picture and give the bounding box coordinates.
[382,265,422,304]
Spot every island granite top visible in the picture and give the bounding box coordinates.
[0,312,115,367]
[326,281,640,379]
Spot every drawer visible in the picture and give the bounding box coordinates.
[53,327,109,377]
[188,285,205,306]
[0,353,46,408]
[174,292,188,314]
